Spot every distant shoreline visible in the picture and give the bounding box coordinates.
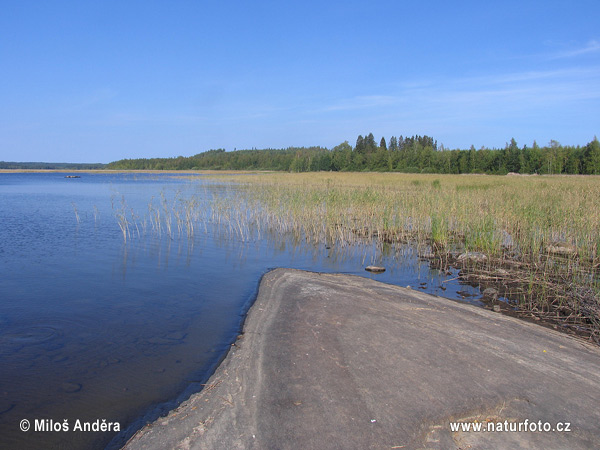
[0,169,264,174]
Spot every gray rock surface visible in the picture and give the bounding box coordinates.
[483,287,499,300]
[124,268,600,450]
[457,251,488,263]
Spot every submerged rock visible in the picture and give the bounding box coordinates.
[457,290,475,298]
[61,382,82,393]
[365,266,385,273]
[483,288,499,300]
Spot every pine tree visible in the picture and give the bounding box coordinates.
[355,135,366,154]
[365,133,377,153]
[379,137,387,150]
[584,137,600,174]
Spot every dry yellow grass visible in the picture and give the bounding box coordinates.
[213,172,600,261]
[113,170,600,339]
[204,171,600,339]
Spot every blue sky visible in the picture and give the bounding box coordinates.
[1,1,599,163]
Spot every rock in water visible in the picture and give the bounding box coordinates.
[365,266,385,273]
[61,382,82,393]
[457,252,487,263]
[482,288,499,299]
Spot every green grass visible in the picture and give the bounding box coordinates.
[214,172,599,260]
[206,171,600,341]
[113,171,600,341]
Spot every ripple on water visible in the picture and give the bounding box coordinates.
[145,331,188,346]
[51,354,69,363]
[61,382,82,394]
[0,403,16,415]
[0,326,62,353]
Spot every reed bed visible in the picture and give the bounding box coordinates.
[105,173,600,342]
[211,172,600,342]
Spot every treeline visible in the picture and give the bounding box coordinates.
[106,147,330,171]
[0,161,106,170]
[107,134,600,175]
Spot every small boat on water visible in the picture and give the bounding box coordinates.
[64,175,81,178]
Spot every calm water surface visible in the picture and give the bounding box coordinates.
[0,173,481,449]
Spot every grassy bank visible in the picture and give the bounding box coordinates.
[213,172,600,342]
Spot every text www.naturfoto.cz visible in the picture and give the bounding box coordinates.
[450,419,571,433]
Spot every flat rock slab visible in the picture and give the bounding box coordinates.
[124,269,600,450]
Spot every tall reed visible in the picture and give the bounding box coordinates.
[208,172,600,340]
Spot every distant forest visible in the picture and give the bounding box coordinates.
[107,134,600,175]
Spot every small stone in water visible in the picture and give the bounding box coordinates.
[365,266,385,273]
[457,252,487,263]
[483,288,499,299]
[61,382,82,393]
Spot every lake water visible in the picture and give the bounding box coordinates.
[0,173,482,449]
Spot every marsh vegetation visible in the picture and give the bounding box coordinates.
[213,172,600,342]
[105,172,600,343]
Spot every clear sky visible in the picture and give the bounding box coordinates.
[1,0,599,163]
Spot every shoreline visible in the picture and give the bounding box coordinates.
[123,268,600,449]
[3,168,599,176]
[0,169,270,174]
